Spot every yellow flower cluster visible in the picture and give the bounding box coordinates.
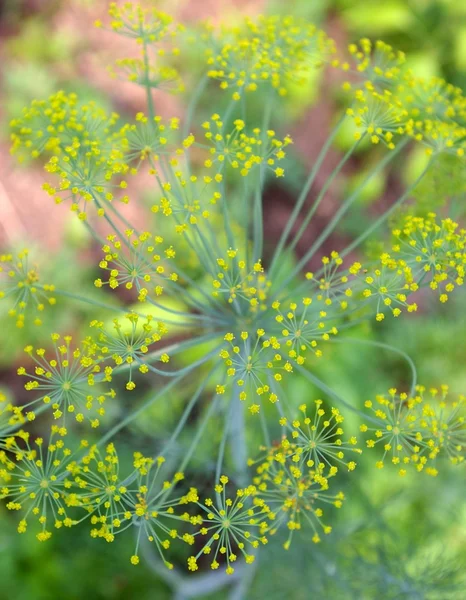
[88,313,168,390]
[219,330,286,413]
[279,401,361,472]
[212,249,268,309]
[0,427,84,541]
[202,114,293,178]
[0,250,56,327]
[361,384,465,475]
[272,297,338,362]
[96,3,184,95]
[150,162,223,232]
[97,2,177,42]
[204,15,335,99]
[94,231,178,297]
[187,477,268,574]
[252,444,345,549]
[391,213,466,303]
[16,333,114,427]
[123,113,180,164]
[336,39,466,155]
[10,91,129,219]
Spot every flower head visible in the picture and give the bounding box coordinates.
[0,250,56,327]
[17,334,114,426]
[88,313,169,390]
[95,230,178,296]
[253,446,344,548]
[0,426,85,540]
[187,477,268,574]
[280,401,361,472]
[205,16,335,99]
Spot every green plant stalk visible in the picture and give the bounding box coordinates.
[229,385,248,487]
[253,97,274,263]
[93,189,223,318]
[327,337,418,395]
[274,139,409,297]
[142,37,156,121]
[178,385,225,473]
[183,74,209,138]
[272,136,364,281]
[339,158,435,259]
[268,113,347,276]
[97,370,188,447]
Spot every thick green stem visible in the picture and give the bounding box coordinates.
[228,387,248,486]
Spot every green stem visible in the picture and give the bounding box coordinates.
[268,113,347,275]
[183,74,209,138]
[163,363,221,458]
[142,39,155,120]
[273,136,364,280]
[178,387,224,473]
[327,337,418,396]
[252,97,274,263]
[274,140,408,297]
[97,370,188,447]
[339,159,433,259]
[294,362,379,424]
[228,385,247,487]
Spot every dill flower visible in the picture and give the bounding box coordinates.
[94,230,178,295]
[11,91,129,219]
[212,250,268,310]
[123,113,180,165]
[16,333,114,426]
[347,90,407,148]
[5,1,466,579]
[201,114,292,178]
[204,16,335,99]
[122,455,193,568]
[88,313,169,390]
[419,386,466,466]
[0,250,56,327]
[252,447,345,548]
[187,476,268,574]
[220,330,289,413]
[150,163,223,231]
[344,39,406,91]
[361,387,438,475]
[0,426,85,540]
[307,251,353,308]
[272,297,338,362]
[401,75,466,127]
[279,401,361,472]
[77,447,191,568]
[391,213,466,303]
[68,442,130,531]
[349,256,418,321]
[100,2,178,43]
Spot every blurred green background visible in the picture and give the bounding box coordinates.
[0,1,465,598]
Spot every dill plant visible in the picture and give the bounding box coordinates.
[1,2,466,595]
